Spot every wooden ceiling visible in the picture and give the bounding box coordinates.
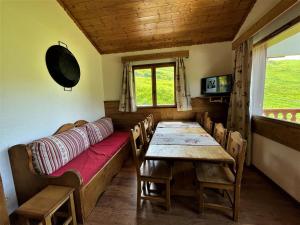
[58,0,256,54]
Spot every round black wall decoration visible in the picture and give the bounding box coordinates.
[46,42,80,90]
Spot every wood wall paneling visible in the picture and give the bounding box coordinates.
[104,97,228,130]
[57,0,256,53]
[252,116,300,152]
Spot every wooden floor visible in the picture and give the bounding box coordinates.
[85,160,300,225]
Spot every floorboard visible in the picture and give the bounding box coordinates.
[85,160,300,225]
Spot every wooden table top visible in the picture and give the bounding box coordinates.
[146,121,234,163]
[16,185,74,219]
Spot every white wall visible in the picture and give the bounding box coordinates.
[102,42,233,101]
[252,134,300,201]
[0,0,105,212]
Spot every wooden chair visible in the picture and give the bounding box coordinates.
[130,124,172,210]
[196,112,208,126]
[196,131,247,221]
[204,116,213,135]
[213,123,227,148]
[0,174,10,225]
[141,119,152,147]
[147,114,155,135]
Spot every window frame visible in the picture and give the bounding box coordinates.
[253,17,300,124]
[133,62,176,108]
[250,17,300,148]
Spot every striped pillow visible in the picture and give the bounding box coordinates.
[30,126,90,175]
[86,117,114,145]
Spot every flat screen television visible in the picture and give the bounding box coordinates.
[201,74,233,96]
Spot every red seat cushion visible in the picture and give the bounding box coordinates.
[50,131,129,184]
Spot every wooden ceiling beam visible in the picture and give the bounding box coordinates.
[232,0,299,49]
[121,50,189,63]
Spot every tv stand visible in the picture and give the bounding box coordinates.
[209,96,230,103]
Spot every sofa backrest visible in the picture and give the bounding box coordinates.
[29,126,90,175]
[85,117,114,145]
[28,117,114,175]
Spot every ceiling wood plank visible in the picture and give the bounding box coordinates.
[58,0,256,53]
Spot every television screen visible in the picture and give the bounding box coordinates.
[201,75,232,96]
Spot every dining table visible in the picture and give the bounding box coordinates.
[144,121,235,196]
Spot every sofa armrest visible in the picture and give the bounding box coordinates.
[8,144,83,205]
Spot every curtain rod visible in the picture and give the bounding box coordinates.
[121,50,189,63]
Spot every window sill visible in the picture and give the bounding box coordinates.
[252,115,300,152]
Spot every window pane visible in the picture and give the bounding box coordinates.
[156,66,175,105]
[134,68,153,106]
[262,23,300,123]
[263,56,300,123]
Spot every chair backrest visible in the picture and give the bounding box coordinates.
[204,116,213,134]
[130,123,145,175]
[213,123,227,148]
[195,113,204,125]
[0,175,10,225]
[226,131,247,185]
[141,119,151,145]
[147,114,155,134]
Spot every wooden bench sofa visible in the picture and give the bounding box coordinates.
[9,119,130,223]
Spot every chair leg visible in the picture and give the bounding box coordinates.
[165,180,171,211]
[137,179,142,209]
[146,182,151,194]
[233,185,241,221]
[142,181,147,196]
[198,183,204,214]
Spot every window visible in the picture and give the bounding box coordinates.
[133,63,176,107]
[260,21,300,123]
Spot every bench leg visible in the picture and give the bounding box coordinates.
[68,193,77,225]
[42,216,52,225]
[165,181,171,211]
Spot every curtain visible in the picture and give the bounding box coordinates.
[119,62,137,112]
[175,58,192,111]
[227,38,253,165]
[250,44,267,116]
[247,44,267,165]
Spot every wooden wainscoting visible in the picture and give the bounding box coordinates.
[252,115,300,152]
[104,97,228,130]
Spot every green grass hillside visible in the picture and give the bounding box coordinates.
[264,59,300,109]
[135,67,175,106]
[134,60,300,110]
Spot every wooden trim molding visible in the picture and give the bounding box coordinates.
[253,16,300,48]
[0,175,9,225]
[121,50,189,63]
[132,62,176,107]
[232,0,299,49]
[252,116,300,152]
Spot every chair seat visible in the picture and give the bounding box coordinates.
[140,160,172,180]
[196,163,235,185]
